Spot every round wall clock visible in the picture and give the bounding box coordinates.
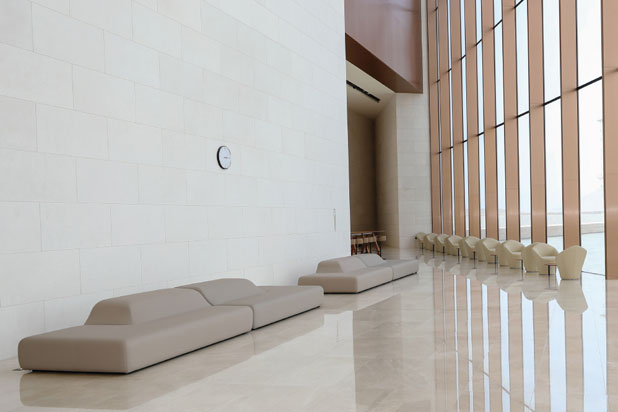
[217,146,231,169]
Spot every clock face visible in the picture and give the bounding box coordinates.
[217,146,232,169]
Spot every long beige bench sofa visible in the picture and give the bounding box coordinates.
[297,254,419,293]
[18,279,323,374]
[19,313,327,410]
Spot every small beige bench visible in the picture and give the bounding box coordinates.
[298,254,419,293]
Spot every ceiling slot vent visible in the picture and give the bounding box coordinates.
[346,80,380,103]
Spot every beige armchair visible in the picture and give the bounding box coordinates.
[477,238,500,263]
[529,243,559,274]
[556,246,587,280]
[461,236,480,258]
[497,240,524,268]
[522,242,540,272]
[415,232,427,249]
[435,234,449,254]
[495,242,509,266]
[424,233,438,251]
[445,235,463,256]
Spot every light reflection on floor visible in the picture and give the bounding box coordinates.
[523,232,606,275]
[407,246,611,412]
[0,247,614,412]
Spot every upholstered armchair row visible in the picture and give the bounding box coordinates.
[414,233,587,279]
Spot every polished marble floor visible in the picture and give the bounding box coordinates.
[1,248,616,412]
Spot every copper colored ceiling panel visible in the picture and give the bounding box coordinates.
[345,0,423,93]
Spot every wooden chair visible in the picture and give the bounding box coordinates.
[351,233,363,255]
[376,231,386,256]
[363,232,377,254]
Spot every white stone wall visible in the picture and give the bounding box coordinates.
[375,0,431,249]
[0,0,350,359]
[395,93,431,249]
[395,0,431,248]
[375,97,400,247]
[347,109,376,231]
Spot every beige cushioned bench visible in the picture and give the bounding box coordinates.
[179,279,324,329]
[297,254,418,293]
[18,279,324,373]
[18,288,252,373]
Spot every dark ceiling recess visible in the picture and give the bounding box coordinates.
[346,80,381,103]
[344,0,423,94]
